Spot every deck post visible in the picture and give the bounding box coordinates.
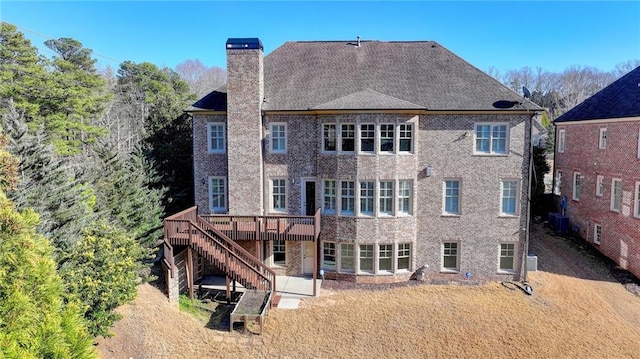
[313,236,317,297]
[226,275,231,304]
[187,246,194,300]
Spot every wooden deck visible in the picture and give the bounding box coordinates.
[200,211,320,242]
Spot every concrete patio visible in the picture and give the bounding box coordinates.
[199,275,322,309]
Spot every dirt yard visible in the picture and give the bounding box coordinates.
[95,224,640,358]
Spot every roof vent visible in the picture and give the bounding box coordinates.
[356,36,361,48]
[226,38,263,50]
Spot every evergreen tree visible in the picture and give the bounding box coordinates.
[39,37,110,155]
[2,106,97,250]
[60,221,142,337]
[89,143,165,261]
[0,22,48,117]
[0,141,95,358]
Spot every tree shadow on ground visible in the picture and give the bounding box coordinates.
[529,221,640,296]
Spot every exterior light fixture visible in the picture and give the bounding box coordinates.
[425,166,433,177]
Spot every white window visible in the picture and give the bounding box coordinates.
[399,124,413,152]
[558,129,566,153]
[634,181,640,218]
[611,178,622,212]
[207,123,225,153]
[322,242,336,270]
[596,175,605,197]
[323,180,336,214]
[442,242,459,271]
[273,240,286,266]
[341,124,355,152]
[269,123,286,153]
[272,179,286,212]
[501,180,519,216]
[598,128,607,149]
[553,170,562,196]
[398,180,412,215]
[208,177,227,212]
[340,181,355,215]
[593,223,602,245]
[572,172,582,201]
[637,127,640,159]
[378,244,393,273]
[397,243,411,271]
[359,181,375,215]
[359,244,374,273]
[499,243,516,272]
[380,124,395,152]
[379,181,394,215]
[475,123,508,154]
[444,180,461,215]
[323,124,336,152]
[360,124,375,152]
[340,244,355,272]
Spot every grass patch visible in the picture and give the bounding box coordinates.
[178,295,212,323]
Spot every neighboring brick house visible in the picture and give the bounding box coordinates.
[184,37,541,284]
[553,66,640,279]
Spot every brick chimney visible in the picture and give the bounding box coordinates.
[225,38,264,215]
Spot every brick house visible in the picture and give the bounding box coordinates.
[552,66,640,279]
[165,37,541,297]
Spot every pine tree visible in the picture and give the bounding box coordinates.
[0,139,95,358]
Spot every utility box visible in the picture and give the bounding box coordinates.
[527,255,538,272]
[556,216,570,234]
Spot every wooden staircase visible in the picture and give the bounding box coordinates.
[163,207,276,299]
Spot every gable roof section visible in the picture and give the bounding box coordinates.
[189,40,541,112]
[310,88,424,110]
[555,66,640,123]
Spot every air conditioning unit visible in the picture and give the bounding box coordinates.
[527,255,538,272]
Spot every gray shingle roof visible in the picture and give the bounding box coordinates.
[555,66,640,123]
[190,40,541,112]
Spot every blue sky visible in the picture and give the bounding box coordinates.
[1,1,639,74]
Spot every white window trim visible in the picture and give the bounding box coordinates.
[637,127,640,159]
[340,243,355,273]
[634,181,640,219]
[553,170,562,196]
[558,129,566,153]
[271,178,287,213]
[610,178,622,213]
[358,244,375,274]
[322,241,336,271]
[322,123,337,153]
[359,123,376,154]
[323,180,337,214]
[398,123,414,154]
[378,180,394,216]
[441,242,460,273]
[572,172,582,201]
[598,127,607,149]
[339,123,356,154]
[379,123,395,154]
[207,123,226,154]
[339,181,356,216]
[596,175,605,197]
[593,223,602,245]
[500,179,520,217]
[397,243,411,272]
[397,180,413,216]
[474,122,510,155]
[443,179,462,216]
[378,244,394,274]
[358,181,375,216]
[269,123,287,154]
[498,242,517,273]
[208,176,227,213]
[272,240,286,267]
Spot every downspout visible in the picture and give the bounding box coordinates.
[522,111,539,285]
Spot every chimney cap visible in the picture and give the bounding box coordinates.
[226,38,263,50]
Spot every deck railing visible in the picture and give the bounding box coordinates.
[200,208,321,242]
[163,207,276,293]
